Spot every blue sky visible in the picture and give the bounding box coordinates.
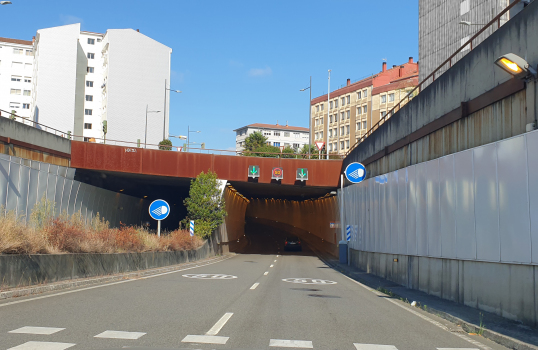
[2,0,418,151]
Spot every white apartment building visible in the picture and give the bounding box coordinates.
[234,123,309,152]
[0,37,34,119]
[30,23,172,145]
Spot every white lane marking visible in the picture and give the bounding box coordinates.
[274,259,277,262]
[264,272,269,275]
[270,264,274,268]
[250,283,259,290]
[182,335,228,344]
[9,327,65,335]
[8,341,76,350]
[269,339,313,348]
[206,312,233,336]
[94,330,146,339]
[282,278,337,285]
[354,344,398,350]
[437,348,479,350]
[340,274,492,350]
[182,273,237,279]
[0,255,233,308]
[276,255,280,257]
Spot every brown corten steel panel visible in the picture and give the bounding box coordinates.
[71,142,342,187]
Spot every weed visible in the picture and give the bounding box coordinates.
[377,286,397,297]
[478,312,486,336]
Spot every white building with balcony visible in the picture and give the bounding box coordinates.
[234,123,310,152]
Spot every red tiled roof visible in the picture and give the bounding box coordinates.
[0,37,33,46]
[371,76,419,95]
[234,123,309,132]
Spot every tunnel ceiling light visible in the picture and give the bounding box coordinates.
[143,195,148,198]
[494,53,537,79]
[330,191,337,195]
[119,189,124,192]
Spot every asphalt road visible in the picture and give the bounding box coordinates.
[0,224,507,350]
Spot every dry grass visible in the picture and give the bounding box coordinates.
[0,198,203,254]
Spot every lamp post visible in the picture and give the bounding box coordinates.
[145,105,161,148]
[187,125,201,152]
[300,76,312,159]
[327,70,331,160]
[163,79,182,140]
[169,134,187,151]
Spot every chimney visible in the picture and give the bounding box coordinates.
[136,29,140,32]
[393,65,397,68]
[276,120,279,125]
[286,121,288,126]
[382,61,387,72]
[32,36,35,44]
[409,56,413,63]
[399,65,404,77]
[346,78,350,86]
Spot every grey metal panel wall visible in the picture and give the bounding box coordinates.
[0,159,9,208]
[342,129,538,265]
[6,162,20,213]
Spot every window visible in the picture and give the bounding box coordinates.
[9,102,20,108]
[320,118,323,124]
[329,130,333,137]
[346,110,350,119]
[25,63,31,70]
[10,89,21,95]
[330,101,333,109]
[341,112,344,121]
[25,50,33,56]
[87,53,95,59]
[321,104,324,111]
[274,131,281,136]
[284,143,290,148]
[11,75,21,82]
[85,95,93,101]
[273,142,280,147]
[88,38,95,45]
[381,95,387,104]
[87,67,94,73]
[13,48,22,55]
[357,106,362,115]
[357,91,361,99]
[263,131,271,136]
[363,105,367,114]
[341,97,345,105]
[334,128,337,136]
[293,132,300,138]
[340,141,344,150]
[23,90,31,96]
[84,123,92,129]
[335,100,338,108]
[284,132,290,137]
[84,137,90,142]
[356,122,360,131]
[381,111,387,117]
[97,38,102,42]
[460,0,470,15]
[12,62,22,68]
[333,142,337,150]
[293,143,300,149]
[341,126,345,135]
[329,144,333,152]
[315,132,319,139]
[362,121,367,130]
[316,105,319,112]
[320,131,323,138]
[86,81,93,87]
[85,109,92,115]
[24,77,31,83]
[23,103,30,109]
[346,125,350,135]
[363,89,368,97]
[389,93,395,102]
[346,140,350,149]
[347,95,350,104]
[330,115,333,123]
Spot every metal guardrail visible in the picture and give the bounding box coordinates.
[345,0,520,156]
[0,109,69,137]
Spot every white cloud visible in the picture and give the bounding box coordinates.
[60,14,83,25]
[248,66,272,77]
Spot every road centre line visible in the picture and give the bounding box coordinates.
[270,264,274,268]
[250,283,259,290]
[274,259,277,262]
[264,272,269,275]
[206,312,233,336]
[0,255,234,309]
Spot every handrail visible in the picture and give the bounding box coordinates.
[0,109,69,137]
[345,0,520,156]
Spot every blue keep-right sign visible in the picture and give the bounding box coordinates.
[344,162,366,183]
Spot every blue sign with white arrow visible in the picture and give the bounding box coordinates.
[149,199,170,221]
[344,162,366,184]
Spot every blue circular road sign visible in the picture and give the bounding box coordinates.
[344,162,366,184]
[149,199,170,221]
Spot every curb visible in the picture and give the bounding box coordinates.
[0,254,232,301]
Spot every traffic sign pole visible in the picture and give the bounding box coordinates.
[158,220,161,237]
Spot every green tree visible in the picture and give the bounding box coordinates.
[10,110,17,120]
[244,131,267,151]
[281,146,296,158]
[247,144,280,158]
[299,144,320,159]
[159,139,173,150]
[183,170,226,238]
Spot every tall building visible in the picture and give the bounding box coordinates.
[29,23,172,145]
[310,58,418,155]
[234,123,309,152]
[419,0,510,88]
[0,37,34,120]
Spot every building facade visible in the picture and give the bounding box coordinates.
[419,0,510,88]
[310,58,418,155]
[234,123,309,152]
[0,37,34,120]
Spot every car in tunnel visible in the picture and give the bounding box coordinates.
[284,236,302,251]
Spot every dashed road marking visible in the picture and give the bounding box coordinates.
[277,255,280,257]
[206,312,233,336]
[274,259,277,262]
[250,283,260,290]
[269,339,313,348]
[437,348,479,350]
[9,327,65,335]
[94,330,146,339]
[270,265,274,268]
[264,272,269,275]
[182,335,229,344]
[354,344,398,350]
[8,341,76,350]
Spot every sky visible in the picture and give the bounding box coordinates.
[1,0,418,152]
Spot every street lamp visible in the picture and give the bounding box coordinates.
[145,105,161,148]
[494,53,537,79]
[187,125,201,152]
[163,79,182,140]
[459,21,487,26]
[169,134,187,151]
[300,76,312,159]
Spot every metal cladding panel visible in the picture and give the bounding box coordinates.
[67,182,80,216]
[84,184,97,220]
[439,154,456,258]
[54,176,65,216]
[454,150,476,260]
[49,164,59,176]
[383,176,391,253]
[415,161,428,256]
[373,179,380,252]
[58,166,68,178]
[427,159,441,258]
[378,177,387,253]
[389,171,399,253]
[27,169,40,217]
[74,182,87,214]
[526,131,538,264]
[497,135,531,264]
[17,166,30,219]
[46,173,57,203]
[0,159,9,208]
[473,143,501,262]
[37,170,48,204]
[40,163,50,174]
[406,166,417,255]
[6,162,20,212]
[367,178,374,251]
[61,179,73,215]
[397,168,407,254]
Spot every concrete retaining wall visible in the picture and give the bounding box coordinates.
[349,249,538,327]
[0,233,221,289]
